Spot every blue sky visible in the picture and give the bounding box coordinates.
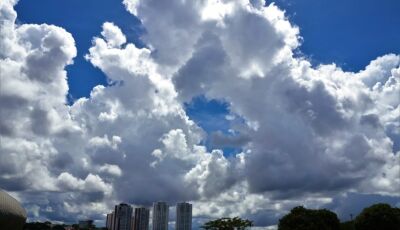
[16,0,145,101]
[3,0,399,227]
[274,0,400,71]
[16,0,400,100]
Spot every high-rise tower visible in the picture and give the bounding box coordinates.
[176,202,192,230]
[113,203,133,230]
[134,207,150,230]
[106,212,115,230]
[152,202,169,230]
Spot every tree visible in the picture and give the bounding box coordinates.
[201,217,253,230]
[52,225,66,230]
[278,206,340,230]
[340,221,355,230]
[354,203,400,230]
[23,222,51,230]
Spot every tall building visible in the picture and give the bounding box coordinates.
[152,202,169,230]
[133,207,150,230]
[113,203,133,230]
[106,212,115,230]
[131,217,135,230]
[176,202,192,230]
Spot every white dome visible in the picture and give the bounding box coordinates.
[0,189,27,230]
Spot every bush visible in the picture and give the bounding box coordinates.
[201,217,253,230]
[340,221,354,230]
[354,203,400,230]
[278,206,340,230]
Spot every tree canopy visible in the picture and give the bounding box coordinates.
[201,217,253,230]
[23,222,52,230]
[354,203,400,230]
[278,206,340,230]
[339,221,355,230]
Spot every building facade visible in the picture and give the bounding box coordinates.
[152,202,169,230]
[176,202,192,230]
[113,203,133,230]
[133,207,150,230]
[106,212,115,230]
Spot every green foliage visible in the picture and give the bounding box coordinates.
[201,217,253,230]
[52,225,66,230]
[23,222,51,230]
[278,206,340,230]
[354,203,400,230]
[23,222,83,230]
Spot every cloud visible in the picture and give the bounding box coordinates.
[209,131,251,149]
[57,173,112,197]
[0,0,113,222]
[133,0,399,197]
[325,192,400,220]
[100,22,127,48]
[0,0,79,194]
[0,0,399,227]
[98,164,123,177]
[122,0,399,224]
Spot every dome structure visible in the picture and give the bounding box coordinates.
[0,189,27,230]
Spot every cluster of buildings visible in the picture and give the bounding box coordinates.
[106,202,192,230]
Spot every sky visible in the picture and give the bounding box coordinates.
[1,0,399,228]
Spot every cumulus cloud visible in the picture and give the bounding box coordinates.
[57,172,112,195]
[100,22,127,48]
[98,164,123,177]
[1,0,399,227]
[0,0,79,194]
[128,0,399,195]
[122,0,399,224]
[0,0,113,221]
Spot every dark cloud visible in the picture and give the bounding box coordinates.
[209,131,250,149]
[325,193,400,220]
[360,114,382,129]
[174,31,228,101]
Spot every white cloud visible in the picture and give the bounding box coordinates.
[88,135,122,150]
[98,164,123,177]
[101,22,127,48]
[0,0,79,194]
[123,0,399,222]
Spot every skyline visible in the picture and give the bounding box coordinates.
[1,0,399,229]
[106,202,192,230]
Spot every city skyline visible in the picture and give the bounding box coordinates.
[106,202,193,230]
